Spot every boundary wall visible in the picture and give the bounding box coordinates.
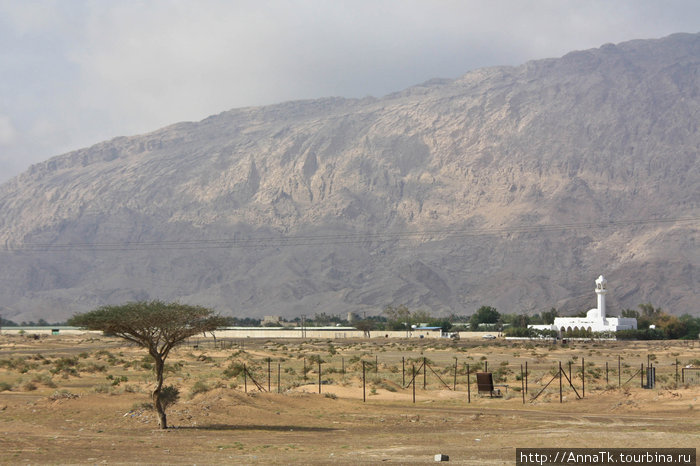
[1,326,499,340]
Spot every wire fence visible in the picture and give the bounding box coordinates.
[182,338,698,404]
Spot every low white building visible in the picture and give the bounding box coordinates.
[530,275,637,337]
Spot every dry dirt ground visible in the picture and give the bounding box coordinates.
[0,335,698,464]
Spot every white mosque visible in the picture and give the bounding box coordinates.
[530,275,637,336]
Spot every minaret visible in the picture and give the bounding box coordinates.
[595,275,607,319]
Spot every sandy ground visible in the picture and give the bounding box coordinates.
[0,336,698,464]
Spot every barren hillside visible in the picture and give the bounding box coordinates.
[0,33,698,322]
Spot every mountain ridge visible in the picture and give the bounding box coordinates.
[1,32,698,322]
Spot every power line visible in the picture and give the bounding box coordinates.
[3,216,698,253]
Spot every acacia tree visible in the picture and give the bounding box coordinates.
[68,301,228,429]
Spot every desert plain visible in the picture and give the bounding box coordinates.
[1,334,698,464]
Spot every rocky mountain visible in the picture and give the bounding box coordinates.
[1,33,698,323]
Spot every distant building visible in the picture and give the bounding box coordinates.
[262,315,281,326]
[530,275,637,337]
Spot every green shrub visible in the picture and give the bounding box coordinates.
[82,363,107,373]
[94,350,113,358]
[31,373,56,388]
[378,381,397,392]
[21,381,37,391]
[0,357,38,373]
[48,390,79,401]
[50,357,79,377]
[160,385,180,409]
[94,384,114,394]
[106,374,128,386]
[190,380,210,397]
[223,362,245,378]
[164,361,184,374]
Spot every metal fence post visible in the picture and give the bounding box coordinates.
[675,360,679,383]
[467,363,471,403]
[559,361,563,403]
[453,357,457,391]
[362,361,366,402]
[412,364,416,404]
[606,361,609,385]
[618,355,621,388]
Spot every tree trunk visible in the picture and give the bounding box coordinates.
[153,356,167,429]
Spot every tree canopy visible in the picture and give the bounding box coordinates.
[68,301,227,428]
[469,305,501,330]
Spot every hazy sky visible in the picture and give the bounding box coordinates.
[1,1,699,183]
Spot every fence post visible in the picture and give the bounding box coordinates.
[582,357,585,398]
[485,360,488,373]
[453,357,458,391]
[423,357,427,390]
[318,359,322,394]
[267,358,271,392]
[412,364,416,404]
[467,363,471,403]
[342,357,345,376]
[402,356,405,387]
[277,363,281,394]
[304,358,307,381]
[521,364,525,404]
[244,364,247,393]
[525,361,528,394]
[362,361,366,402]
[641,363,644,388]
[618,355,621,388]
[606,361,609,385]
[675,360,679,383]
[559,361,563,403]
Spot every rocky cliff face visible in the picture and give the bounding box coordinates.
[1,33,698,322]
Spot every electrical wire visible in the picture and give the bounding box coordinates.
[3,216,698,253]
